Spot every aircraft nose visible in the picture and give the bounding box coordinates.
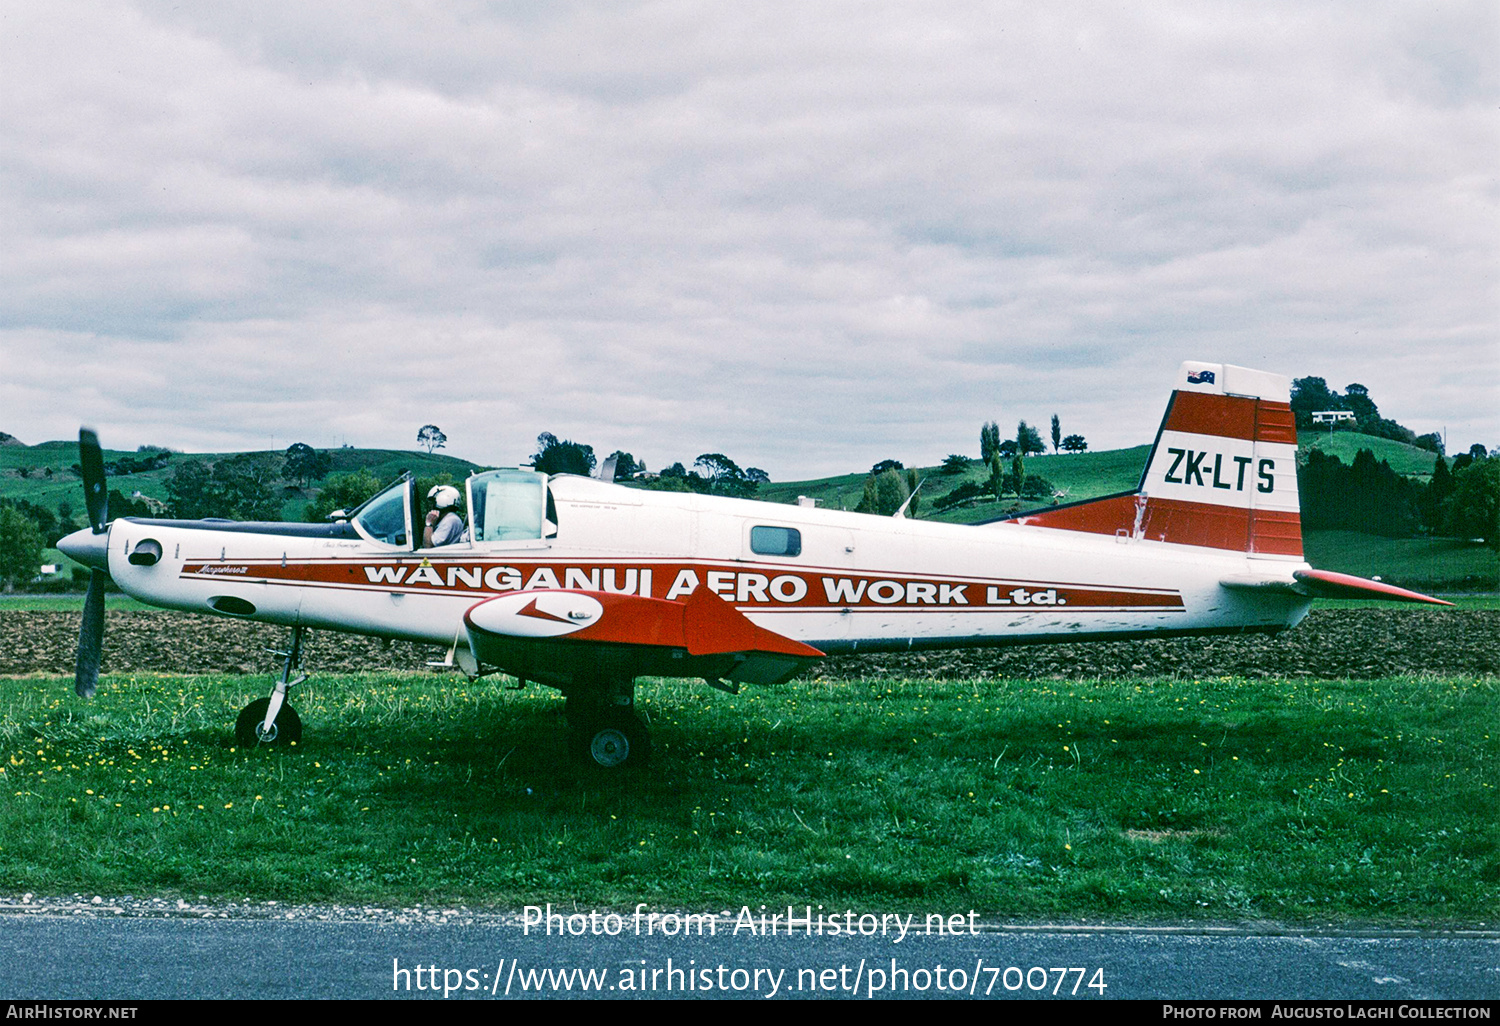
[58,526,110,571]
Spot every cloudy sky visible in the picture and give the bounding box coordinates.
[2,1,1495,480]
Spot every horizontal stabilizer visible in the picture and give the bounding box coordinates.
[1292,569,1451,606]
[1220,570,1451,606]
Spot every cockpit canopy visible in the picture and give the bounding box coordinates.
[349,469,553,550]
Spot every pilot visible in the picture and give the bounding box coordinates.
[423,485,467,547]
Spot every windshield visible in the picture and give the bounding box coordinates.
[351,478,412,547]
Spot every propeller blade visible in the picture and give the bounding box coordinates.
[79,428,108,532]
[76,568,106,698]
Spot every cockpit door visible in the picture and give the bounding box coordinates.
[348,474,417,550]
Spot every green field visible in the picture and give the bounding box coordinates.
[0,595,155,612]
[756,446,1150,519]
[759,431,1445,524]
[1303,532,1498,592]
[1299,430,1447,479]
[1,670,1494,924]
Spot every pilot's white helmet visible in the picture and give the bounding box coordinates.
[427,485,461,509]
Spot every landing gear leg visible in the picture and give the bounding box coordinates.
[235,626,307,747]
[566,678,649,770]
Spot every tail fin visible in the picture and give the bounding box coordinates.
[1004,362,1302,558]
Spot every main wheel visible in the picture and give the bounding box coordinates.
[569,707,649,769]
[234,697,303,747]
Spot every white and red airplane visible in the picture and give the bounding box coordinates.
[58,361,1446,769]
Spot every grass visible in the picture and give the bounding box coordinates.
[1299,431,1445,479]
[1,670,1494,925]
[756,447,1150,520]
[1303,531,1498,592]
[1310,595,1500,610]
[0,595,155,612]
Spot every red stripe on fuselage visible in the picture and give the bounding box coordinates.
[177,559,1186,611]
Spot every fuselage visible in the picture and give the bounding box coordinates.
[86,473,1312,660]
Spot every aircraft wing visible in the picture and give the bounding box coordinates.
[463,586,825,688]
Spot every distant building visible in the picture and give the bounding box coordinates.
[1311,411,1354,425]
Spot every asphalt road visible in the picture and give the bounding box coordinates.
[3,910,1496,1000]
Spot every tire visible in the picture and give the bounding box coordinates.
[569,707,649,770]
[234,697,303,747]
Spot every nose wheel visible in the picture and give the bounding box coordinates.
[237,625,308,748]
[235,697,303,746]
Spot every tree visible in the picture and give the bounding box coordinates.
[304,470,382,522]
[694,453,756,497]
[607,451,642,480]
[871,459,904,476]
[212,455,284,521]
[1445,457,1499,568]
[874,469,910,516]
[1343,383,1378,425]
[745,467,770,484]
[940,454,971,475]
[1290,376,1341,429]
[165,462,214,520]
[1413,432,1445,456]
[166,456,282,521]
[1017,420,1046,456]
[1011,450,1026,499]
[980,422,1001,463]
[0,506,43,591]
[1051,414,1061,455]
[856,469,909,516]
[1061,434,1088,453]
[282,442,332,487]
[904,467,921,517]
[1298,449,1419,537]
[987,451,1005,501]
[936,480,987,510]
[1420,456,1455,532]
[417,424,447,454]
[531,433,596,476]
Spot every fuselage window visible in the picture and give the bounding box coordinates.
[750,525,801,557]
